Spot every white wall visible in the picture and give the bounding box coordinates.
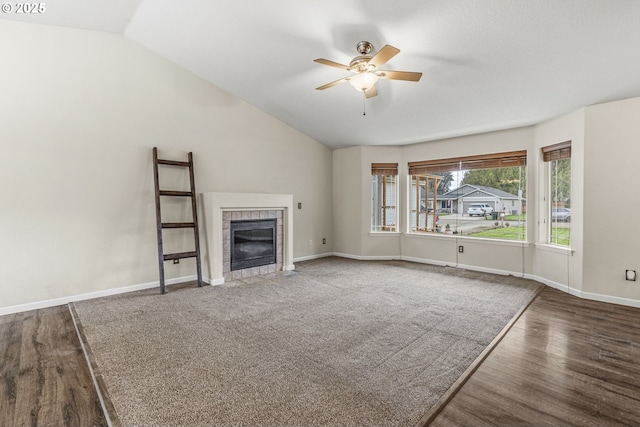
[0,21,333,310]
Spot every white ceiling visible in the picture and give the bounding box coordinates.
[4,0,640,148]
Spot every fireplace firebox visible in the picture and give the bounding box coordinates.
[230,219,277,271]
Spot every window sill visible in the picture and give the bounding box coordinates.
[404,232,530,247]
[369,231,401,237]
[535,243,573,255]
[404,232,451,240]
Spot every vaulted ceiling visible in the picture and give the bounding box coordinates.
[4,0,640,148]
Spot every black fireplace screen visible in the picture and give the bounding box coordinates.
[230,219,277,271]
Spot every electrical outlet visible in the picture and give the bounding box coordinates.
[458,245,464,253]
[323,238,326,244]
[309,239,313,246]
[298,202,302,209]
[626,270,636,281]
[173,259,179,264]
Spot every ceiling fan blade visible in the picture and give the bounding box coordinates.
[316,76,350,91]
[365,86,378,99]
[376,70,423,82]
[314,58,352,71]
[367,45,400,70]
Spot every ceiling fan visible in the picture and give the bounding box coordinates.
[314,41,422,99]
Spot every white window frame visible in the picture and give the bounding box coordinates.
[542,141,572,248]
[371,164,398,232]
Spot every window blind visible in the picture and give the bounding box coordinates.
[371,163,398,175]
[542,141,571,162]
[408,150,526,175]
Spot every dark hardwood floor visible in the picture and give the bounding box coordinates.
[0,305,106,427]
[1,286,639,427]
[429,287,640,426]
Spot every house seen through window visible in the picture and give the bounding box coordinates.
[408,151,527,241]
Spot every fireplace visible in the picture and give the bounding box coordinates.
[230,219,277,271]
[201,192,295,284]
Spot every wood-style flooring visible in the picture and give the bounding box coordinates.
[428,287,640,426]
[0,305,106,427]
[1,287,639,427]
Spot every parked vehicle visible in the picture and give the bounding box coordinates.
[551,208,571,222]
[467,203,494,217]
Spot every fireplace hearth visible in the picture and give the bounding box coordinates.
[230,219,277,271]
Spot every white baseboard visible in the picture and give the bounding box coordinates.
[331,252,400,261]
[329,253,636,308]
[399,256,449,267]
[293,253,333,262]
[523,274,570,293]
[402,257,529,278]
[0,275,209,316]
[525,274,640,308]
[331,253,528,278]
[453,262,526,278]
[577,290,640,308]
[4,256,639,316]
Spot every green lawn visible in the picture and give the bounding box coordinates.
[503,214,526,221]
[470,225,571,246]
[470,226,527,240]
[550,227,571,246]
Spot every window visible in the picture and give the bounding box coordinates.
[371,163,398,232]
[408,150,527,241]
[543,141,571,247]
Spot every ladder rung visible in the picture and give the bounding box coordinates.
[157,159,190,167]
[162,222,195,229]
[159,190,192,197]
[164,251,197,261]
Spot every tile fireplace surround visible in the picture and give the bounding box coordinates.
[201,192,295,284]
[222,210,282,281]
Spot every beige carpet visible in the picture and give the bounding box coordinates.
[73,257,541,427]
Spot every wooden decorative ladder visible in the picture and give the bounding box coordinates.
[152,147,203,294]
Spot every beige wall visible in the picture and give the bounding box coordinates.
[533,108,585,292]
[0,21,333,310]
[583,97,640,301]
[3,20,640,311]
[332,146,363,256]
[360,146,402,258]
[401,127,535,274]
[334,127,536,273]
[333,100,640,306]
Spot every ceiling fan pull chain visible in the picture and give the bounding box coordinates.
[363,92,366,116]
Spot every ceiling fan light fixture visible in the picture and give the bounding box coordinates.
[349,72,378,93]
[314,42,420,100]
